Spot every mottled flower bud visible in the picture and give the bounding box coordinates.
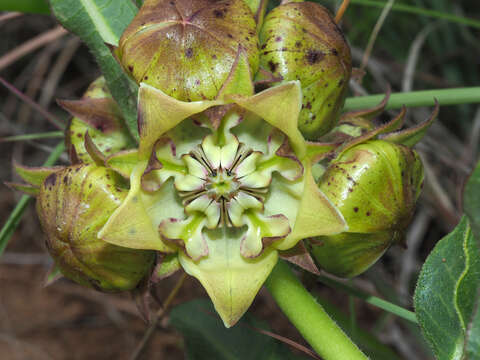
[116,0,259,101]
[37,164,155,291]
[309,140,424,277]
[258,2,352,140]
[59,77,135,163]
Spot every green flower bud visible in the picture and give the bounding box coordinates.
[116,0,259,101]
[258,2,352,140]
[37,164,155,291]
[59,77,135,163]
[309,140,424,278]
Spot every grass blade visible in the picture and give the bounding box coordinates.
[0,131,64,143]
[344,86,480,111]
[318,274,418,324]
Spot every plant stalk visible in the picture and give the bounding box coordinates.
[265,260,368,360]
[344,86,480,111]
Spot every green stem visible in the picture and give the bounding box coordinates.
[0,142,65,255]
[265,260,368,360]
[344,86,480,111]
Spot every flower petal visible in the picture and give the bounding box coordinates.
[99,162,180,252]
[227,81,306,158]
[240,212,291,258]
[276,163,347,250]
[175,174,205,192]
[159,214,209,260]
[185,195,220,229]
[179,227,278,327]
[183,154,208,179]
[105,149,139,178]
[138,83,222,159]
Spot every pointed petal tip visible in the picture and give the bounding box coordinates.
[179,243,278,330]
[5,181,39,196]
[220,313,242,328]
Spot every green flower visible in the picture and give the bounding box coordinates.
[98,61,347,326]
[11,0,435,328]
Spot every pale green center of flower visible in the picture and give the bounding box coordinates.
[205,168,239,199]
[177,140,269,229]
[157,116,303,260]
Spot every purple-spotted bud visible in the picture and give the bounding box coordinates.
[309,140,424,277]
[258,2,351,139]
[60,77,134,163]
[37,164,155,291]
[116,0,259,101]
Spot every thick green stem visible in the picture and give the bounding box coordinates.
[265,260,368,360]
[344,86,480,111]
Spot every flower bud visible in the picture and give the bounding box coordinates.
[258,2,351,140]
[309,140,423,277]
[37,164,155,291]
[116,0,259,101]
[60,77,134,163]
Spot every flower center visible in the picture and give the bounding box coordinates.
[205,168,240,201]
[177,141,268,229]
[157,115,302,260]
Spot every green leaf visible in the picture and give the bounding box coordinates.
[464,160,480,239]
[0,0,50,14]
[414,217,480,359]
[169,298,309,360]
[50,0,137,46]
[49,0,140,140]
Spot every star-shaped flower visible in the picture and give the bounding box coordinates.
[98,52,347,326]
